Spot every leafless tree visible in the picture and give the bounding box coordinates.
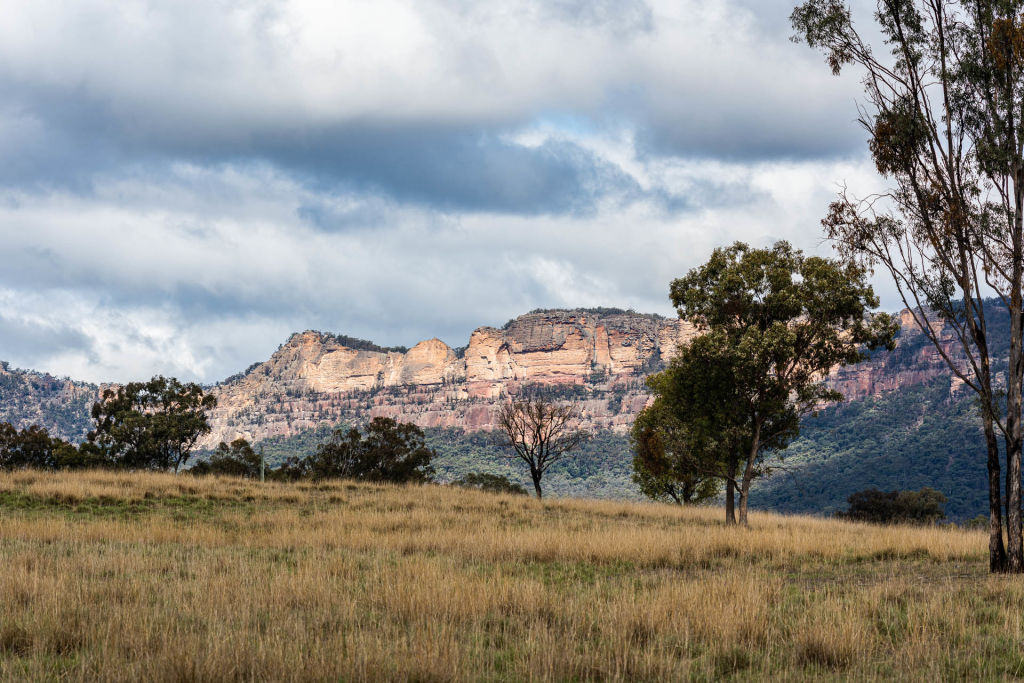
[497,397,589,499]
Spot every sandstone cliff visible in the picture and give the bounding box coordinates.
[200,308,952,449]
[202,310,696,447]
[0,307,973,449]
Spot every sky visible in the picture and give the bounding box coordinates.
[0,0,891,384]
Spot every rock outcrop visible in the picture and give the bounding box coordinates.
[202,310,695,447]
[0,362,98,441]
[200,308,955,449]
[0,307,975,450]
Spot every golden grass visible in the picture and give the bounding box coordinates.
[0,469,1019,681]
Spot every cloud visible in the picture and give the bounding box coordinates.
[0,0,893,384]
[0,153,891,384]
[0,1,867,203]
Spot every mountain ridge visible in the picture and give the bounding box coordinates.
[0,306,966,450]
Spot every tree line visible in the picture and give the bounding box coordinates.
[0,375,572,498]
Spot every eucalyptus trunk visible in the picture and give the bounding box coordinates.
[737,419,762,527]
[1006,183,1024,571]
[725,458,737,525]
[985,409,1008,572]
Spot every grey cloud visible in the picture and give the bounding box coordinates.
[634,107,867,162]
[253,127,645,216]
[0,315,95,369]
[0,0,873,209]
[0,82,643,215]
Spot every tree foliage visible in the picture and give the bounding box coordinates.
[88,376,216,471]
[630,395,720,505]
[646,241,896,525]
[189,438,262,478]
[298,417,436,483]
[0,423,110,471]
[841,487,947,525]
[0,424,67,470]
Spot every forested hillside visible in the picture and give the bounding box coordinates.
[754,379,987,522]
[0,362,95,441]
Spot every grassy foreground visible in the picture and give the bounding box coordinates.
[0,472,1020,681]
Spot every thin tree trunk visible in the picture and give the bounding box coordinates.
[725,458,737,525]
[1007,176,1024,572]
[966,298,1007,572]
[738,420,762,527]
[1008,353,1023,573]
[531,470,543,499]
[984,409,1008,572]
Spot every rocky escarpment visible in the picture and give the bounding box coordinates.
[203,310,695,447]
[828,309,990,401]
[200,307,961,449]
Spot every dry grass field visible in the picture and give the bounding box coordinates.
[0,470,1020,681]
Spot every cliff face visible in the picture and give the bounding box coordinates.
[203,310,695,447]
[200,308,954,449]
[0,307,971,449]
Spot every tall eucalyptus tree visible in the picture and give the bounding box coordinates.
[793,0,1024,571]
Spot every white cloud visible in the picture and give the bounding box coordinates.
[0,148,893,383]
[0,1,894,383]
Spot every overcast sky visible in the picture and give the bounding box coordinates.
[0,0,891,384]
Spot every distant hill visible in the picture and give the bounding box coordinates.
[0,361,97,441]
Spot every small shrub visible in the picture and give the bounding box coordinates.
[451,473,528,496]
[839,487,946,525]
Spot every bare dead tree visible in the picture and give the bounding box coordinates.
[497,397,590,499]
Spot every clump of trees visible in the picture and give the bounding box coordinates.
[274,417,436,484]
[632,241,896,525]
[0,375,217,472]
[188,438,263,479]
[498,396,589,499]
[88,376,217,472]
[840,488,947,525]
[0,424,85,470]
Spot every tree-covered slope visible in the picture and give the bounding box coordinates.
[249,373,994,519]
[254,423,640,500]
[753,379,987,522]
[0,362,96,441]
